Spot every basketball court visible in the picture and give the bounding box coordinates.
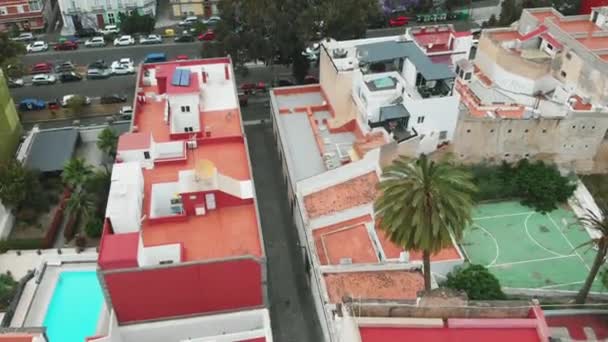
[461,201,604,292]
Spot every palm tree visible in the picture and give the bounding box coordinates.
[375,154,477,291]
[97,127,118,159]
[65,190,96,223]
[62,158,93,189]
[575,204,608,304]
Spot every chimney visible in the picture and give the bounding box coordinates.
[156,75,167,94]
[202,70,207,83]
[224,64,230,80]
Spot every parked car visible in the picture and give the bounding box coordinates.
[75,28,98,38]
[113,35,135,46]
[174,33,194,42]
[88,60,109,69]
[111,61,135,75]
[61,94,91,107]
[31,74,56,85]
[84,36,106,48]
[238,92,248,107]
[18,98,46,111]
[99,25,119,35]
[202,16,221,26]
[119,105,133,119]
[7,78,24,88]
[59,72,82,82]
[31,62,53,74]
[139,34,162,44]
[54,40,78,51]
[26,41,48,53]
[11,32,34,42]
[239,82,266,94]
[55,61,76,73]
[87,68,112,79]
[275,79,294,87]
[144,53,167,63]
[197,29,216,41]
[389,16,409,27]
[100,94,127,104]
[175,55,189,61]
[178,16,199,27]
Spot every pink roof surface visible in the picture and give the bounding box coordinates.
[546,314,608,340]
[164,68,200,95]
[0,336,35,342]
[314,219,378,265]
[375,226,462,261]
[98,231,139,270]
[117,132,151,151]
[360,326,542,342]
[520,25,547,41]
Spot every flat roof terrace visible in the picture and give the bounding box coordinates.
[323,270,424,303]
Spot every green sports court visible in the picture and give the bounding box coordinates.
[460,201,605,292]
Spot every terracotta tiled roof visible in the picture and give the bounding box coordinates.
[323,270,424,303]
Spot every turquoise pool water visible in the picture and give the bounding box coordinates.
[43,271,104,342]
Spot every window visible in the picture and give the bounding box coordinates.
[439,130,447,140]
[143,151,150,159]
[560,70,567,78]
[0,7,6,14]
[464,72,472,80]
[28,0,42,11]
[159,260,173,265]
[566,52,572,60]
[181,105,191,112]
[107,12,115,24]
[524,129,529,133]
[507,129,512,133]
[466,129,471,133]
[490,129,495,133]
[417,116,425,124]
[16,5,24,13]
[546,43,553,50]
[542,129,547,133]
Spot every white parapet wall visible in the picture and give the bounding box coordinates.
[568,179,603,240]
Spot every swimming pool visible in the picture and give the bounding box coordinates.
[43,271,104,342]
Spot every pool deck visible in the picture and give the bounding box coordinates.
[13,263,98,328]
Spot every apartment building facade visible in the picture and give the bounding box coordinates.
[0,0,52,32]
[57,0,156,34]
[452,6,608,172]
[170,0,218,18]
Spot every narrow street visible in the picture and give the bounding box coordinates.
[245,122,323,342]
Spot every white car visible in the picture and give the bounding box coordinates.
[139,34,162,44]
[61,95,91,107]
[31,74,56,85]
[179,16,199,27]
[84,36,106,48]
[11,32,34,42]
[202,16,221,25]
[111,60,135,75]
[113,35,135,46]
[119,106,133,119]
[26,41,48,53]
[100,25,119,35]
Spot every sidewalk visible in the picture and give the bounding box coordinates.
[20,103,123,124]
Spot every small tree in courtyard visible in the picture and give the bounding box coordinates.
[575,204,608,304]
[444,264,506,300]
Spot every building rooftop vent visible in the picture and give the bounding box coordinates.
[333,48,348,59]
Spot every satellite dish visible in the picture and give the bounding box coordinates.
[195,159,216,180]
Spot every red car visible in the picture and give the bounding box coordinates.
[239,82,266,94]
[304,75,318,84]
[31,62,53,74]
[54,40,78,51]
[198,29,216,41]
[389,16,410,27]
[176,55,189,60]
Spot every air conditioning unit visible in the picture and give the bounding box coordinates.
[186,140,197,149]
[339,257,352,265]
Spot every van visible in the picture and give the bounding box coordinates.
[144,53,167,63]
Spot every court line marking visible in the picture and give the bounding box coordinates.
[472,211,535,220]
[524,213,568,258]
[540,280,585,289]
[472,223,500,267]
[547,213,591,272]
[487,254,577,268]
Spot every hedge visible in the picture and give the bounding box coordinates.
[0,239,44,253]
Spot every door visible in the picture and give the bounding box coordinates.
[96,14,104,28]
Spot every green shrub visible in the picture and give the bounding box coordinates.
[444,264,506,300]
[0,239,44,253]
[0,273,17,309]
[85,217,103,238]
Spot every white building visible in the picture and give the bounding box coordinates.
[57,0,156,35]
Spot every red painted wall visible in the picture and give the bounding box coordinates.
[180,190,253,215]
[580,0,608,14]
[103,258,263,323]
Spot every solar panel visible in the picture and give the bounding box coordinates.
[171,69,182,86]
[180,69,191,86]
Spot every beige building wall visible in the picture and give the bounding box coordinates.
[452,111,608,172]
[172,2,205,17]
[318,47,358,127]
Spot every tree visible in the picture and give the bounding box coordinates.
[65,95,88,117]
[0,159,40,210]
[200,41,226,59]
[62,158,93,189]
[97,127,118,159]
[444,264,506,300]
[0,32,26,78]
[0,272,17,309]
[85,217,103,238]
[84,170,111,216]
[118,11,155,35]
[482,14,499,28]
[375,154,477,290]
[574,204,608,304]
[66,189,95,224]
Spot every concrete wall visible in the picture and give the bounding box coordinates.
[0,201,14,240]
[404,94,460,142]
[452,111,608,171]
[319,47,358,127]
